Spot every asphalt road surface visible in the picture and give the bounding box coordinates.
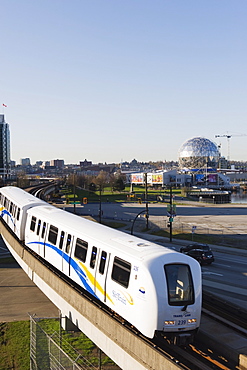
[68,201,247,237]
[0,236,58,322]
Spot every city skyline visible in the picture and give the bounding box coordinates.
[2,1,247,164]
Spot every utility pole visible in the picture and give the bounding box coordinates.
[167,185,176,242]
[99,185,102,224]
[169,186,173,242]
[73,171,76,214]
[144,173,149,230]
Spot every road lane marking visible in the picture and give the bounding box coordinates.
[202,272,223,276]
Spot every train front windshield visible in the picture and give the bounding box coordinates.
[164,264,194,306]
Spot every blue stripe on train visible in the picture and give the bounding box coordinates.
[27,241,99,299]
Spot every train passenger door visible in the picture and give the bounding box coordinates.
[92,248,109,302]
[41,221,47,259]
[62,233,73,276]
[35,219,42,255]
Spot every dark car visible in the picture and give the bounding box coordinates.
[180,243,214,265]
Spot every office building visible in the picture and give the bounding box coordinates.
[0,114,11,180]
[21,158,31,166]
[50,159,64,168]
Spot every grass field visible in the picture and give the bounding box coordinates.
[0,319,118,370]
[0,321,30,370]
[62,185,182,204]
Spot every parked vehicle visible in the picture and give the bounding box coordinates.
[180,243,214,265]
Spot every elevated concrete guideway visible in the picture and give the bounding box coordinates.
[0,221,182,370]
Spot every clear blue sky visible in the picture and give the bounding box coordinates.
[1,1,247,165]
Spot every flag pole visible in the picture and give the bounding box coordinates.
[2,104,7,115]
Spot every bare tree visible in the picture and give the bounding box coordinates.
[95,171,108,192]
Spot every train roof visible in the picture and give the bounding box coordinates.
[2,187,194,264]
[27,203,186,262]
[0,186,46,208]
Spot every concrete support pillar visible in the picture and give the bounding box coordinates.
[61,315,80,332]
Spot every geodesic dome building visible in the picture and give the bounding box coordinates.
[178,137,220,169]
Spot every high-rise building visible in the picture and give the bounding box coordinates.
[50,159,64,168]
[0,114,11,180]
[21,158,31,166]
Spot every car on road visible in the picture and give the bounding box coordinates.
[180,243,214,265]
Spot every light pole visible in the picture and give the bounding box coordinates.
[169,185,173,242]
[98,185,102,223]
[131,210,147,235]
[144,173,149,230]
[73,171,76,214]
[167,185,175,242]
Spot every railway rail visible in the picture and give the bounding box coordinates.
[203,290,247,331]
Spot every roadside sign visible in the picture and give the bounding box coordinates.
[192,226,197,233]
[167,204,176,217]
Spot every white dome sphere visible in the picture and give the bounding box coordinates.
[178,137,220,168]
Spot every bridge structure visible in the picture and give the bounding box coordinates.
[0,220,181,370]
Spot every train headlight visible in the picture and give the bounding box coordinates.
[164,320,175,326]
[188,318,197,324]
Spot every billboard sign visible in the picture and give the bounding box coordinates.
[131,173,143,183]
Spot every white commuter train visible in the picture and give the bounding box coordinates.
[0,186,202,345]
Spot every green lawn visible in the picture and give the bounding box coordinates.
[64,185,182,203]
[0,319,117,370]
[0,321,30,370]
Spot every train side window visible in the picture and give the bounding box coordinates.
[36,219,41,235]
[99,251,107,275]
[9,202,13,214]
[30,216,37,232]
[90,246,97,269]
[4,197,8,208]
[111,257,131,288]
[41,222,46,238]
[48,225,58,245]
[17,208,20,221]
[4,199,9,210]
[59,231,65,249]
[65,234,72,254]
[12,205,16,218]
[74,238,88,262]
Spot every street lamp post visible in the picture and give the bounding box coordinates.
[73,171,76,214]
[144,173,149,230]
[169,186,173,242]
[131,210,147,235]
[98,185,102,223]
[167,185,176,242]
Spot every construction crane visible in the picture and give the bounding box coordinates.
[215,133,247,161]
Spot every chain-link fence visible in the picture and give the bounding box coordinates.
[30,315,119,370]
